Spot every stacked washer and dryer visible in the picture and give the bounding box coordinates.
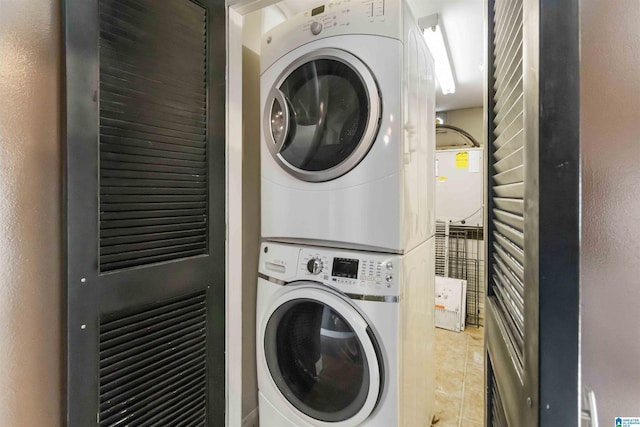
[256,0,436,426]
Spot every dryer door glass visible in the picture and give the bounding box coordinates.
[264,298,377,422]
[265,49,381,182]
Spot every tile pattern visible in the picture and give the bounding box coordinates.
[432,327,485,427]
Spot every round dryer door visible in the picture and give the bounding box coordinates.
[264,48,381,182]
[262,283,383,426]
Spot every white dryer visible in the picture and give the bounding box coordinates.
[260,0,436,253]
[256,240,435,426]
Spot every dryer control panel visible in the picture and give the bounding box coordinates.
[261,0,402,73]
[300,0,388,36]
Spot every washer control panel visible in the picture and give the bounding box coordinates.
[297,245,399,296]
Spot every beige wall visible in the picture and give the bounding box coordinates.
[580,0,640,423]
[239,9,287,424]
[241,44,261,425]
[242,6,287,56]
[238,7,283,425]
[0,1,62,425]
[440,107,485,146]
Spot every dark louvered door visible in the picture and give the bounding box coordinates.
[485,0,580,425]
[64,0,225,425]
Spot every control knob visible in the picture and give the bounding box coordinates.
[307,258,323,275]
[310,21,323,35]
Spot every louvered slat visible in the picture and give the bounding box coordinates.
[493,111,523,147]
[493,165,523,186]
[494,43,522,115]
[494,221,524,248]
[494,23,522,84]
[494,208,524,231]
[494,196,523,215]
[99,0,208,272]
[492,280,524,346]
[100,136,206,155]
[101,208,206,221]
[101,218,207,234]
[493,75,522,118]
[99,292,208,426]
[493,265,524,318]
[101,151,206,169]
[493,231,524,265]
[494,267,524,315]
[494,87,522,131]
[494,241,524,282]
[493,182,524,198]
[492,0,516,49]
[489,365,509,427]
[493,260,524,309]
[494,44,522,108]
[493,146,523,173]
[492,278,524,365]
[493,128,523,161]
[490,0,525,370]
[494,16,521,80]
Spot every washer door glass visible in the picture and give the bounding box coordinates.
[265,49,381,182]
[264,298,375,422]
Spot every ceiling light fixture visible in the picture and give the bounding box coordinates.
[418,14,456,95]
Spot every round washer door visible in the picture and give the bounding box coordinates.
[264,48,381,182]
[262,283,382,426]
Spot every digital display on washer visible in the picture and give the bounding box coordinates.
[311,5,325,16]
[332,258,359,279]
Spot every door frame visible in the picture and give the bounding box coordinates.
[226,5,243,426]
[484,0,580,425]
[229,0,581,425]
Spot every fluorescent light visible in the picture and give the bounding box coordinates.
[420,16,456,95]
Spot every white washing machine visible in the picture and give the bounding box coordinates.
[256,241,435,426]
[260,0,436,253]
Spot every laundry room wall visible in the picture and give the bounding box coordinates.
[580,0,640,423]
[0,1,63,425]
[239,6,287,425]
[438,107,484,145]
[241,43,261,426]
[240,10,262,426]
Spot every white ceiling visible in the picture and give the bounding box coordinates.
[277,0,485,112]
[408,0,484,111]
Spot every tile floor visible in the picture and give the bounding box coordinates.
[432,326,485,427]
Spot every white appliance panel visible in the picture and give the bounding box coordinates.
[435,147,484,227]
